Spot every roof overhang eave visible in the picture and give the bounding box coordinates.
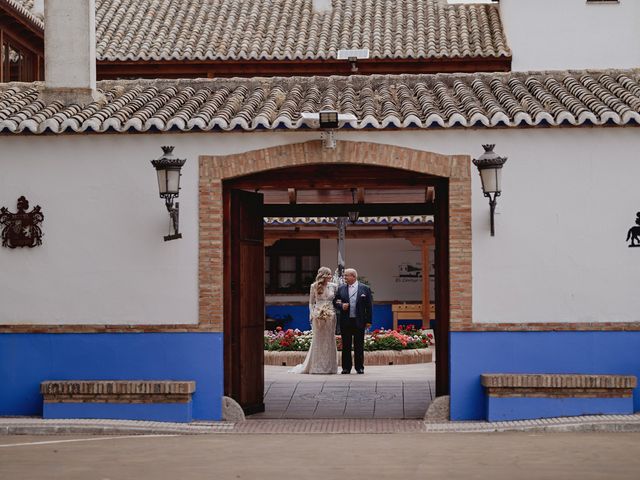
[0,0,44,37]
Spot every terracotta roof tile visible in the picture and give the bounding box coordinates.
[10,0,510,61]
[93,0,510,61]
[1,70,639,134]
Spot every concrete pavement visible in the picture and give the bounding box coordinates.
[2,414,640,435]
[3,363,640,436]
[2,432,640,479]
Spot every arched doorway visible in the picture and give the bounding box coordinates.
[199,141,472,414]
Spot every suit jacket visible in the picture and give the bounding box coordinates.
[333,282,373,330]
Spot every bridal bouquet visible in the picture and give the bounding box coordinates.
[314,303,335,324]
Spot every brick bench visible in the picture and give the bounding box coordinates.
[41,381,196,423]
[481,374,637,422]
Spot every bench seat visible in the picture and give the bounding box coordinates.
[41,381,196,423]
[481,373,637,422]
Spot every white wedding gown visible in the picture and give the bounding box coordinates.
[289,282,339,374]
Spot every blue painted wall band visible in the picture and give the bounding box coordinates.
[267,304,397,331]
[486,396,633,422]
[3,330,639,423]
[43,401,194,423]
[450,331,640,421]
[0,333,223,421]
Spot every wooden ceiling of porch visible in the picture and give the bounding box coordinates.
[261,187,433,205]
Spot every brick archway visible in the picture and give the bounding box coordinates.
[199,140,472,333]
[201,139,471,401]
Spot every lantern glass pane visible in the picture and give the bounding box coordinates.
[166,169,181,195]
[156,169,168,195]
[480,167,499,194]
[494,168,503,193]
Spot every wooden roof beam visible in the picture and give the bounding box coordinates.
[263,202,433,217]
[426,186,435,203]
[287,188,297,204]
[265,228,434,242]
[96,56,512,80]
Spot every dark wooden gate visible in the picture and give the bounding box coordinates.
[224,189,265,414]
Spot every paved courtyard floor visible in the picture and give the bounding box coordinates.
[250,363,436,419]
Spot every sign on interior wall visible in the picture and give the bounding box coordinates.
[396,262,422,282]
[627,212,640,248]
[0,196,44,248]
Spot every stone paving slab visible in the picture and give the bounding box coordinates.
[3,415,640,436]
[265,363,436,382]
[259,363,436,420]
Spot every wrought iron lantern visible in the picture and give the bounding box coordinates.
[151,146,186,241]
[473,144,507,236]
[348,188,360,223]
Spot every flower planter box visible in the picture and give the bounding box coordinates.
[265,348,433,367]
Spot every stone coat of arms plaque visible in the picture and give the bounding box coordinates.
[0,196,44,248]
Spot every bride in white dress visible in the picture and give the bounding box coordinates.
[289,267,339,374]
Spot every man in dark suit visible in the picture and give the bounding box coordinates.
[333,268,373,374]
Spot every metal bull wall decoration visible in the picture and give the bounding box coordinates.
[0,196,44,248]
[627,212,640,248]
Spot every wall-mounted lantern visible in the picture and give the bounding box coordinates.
[473,144,507,237]
[151,146,186,241]
[300,111,357,149]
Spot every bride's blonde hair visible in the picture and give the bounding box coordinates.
[314,267,333,295]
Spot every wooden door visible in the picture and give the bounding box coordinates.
[434,178,450,397]
[224,189,265,414]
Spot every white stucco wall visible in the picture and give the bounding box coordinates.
[0,132,318,324]
[266,238,432,304]
[336,128,640,324]
[2,126,640,324]
[266,238,428,304]
[500,0,640,71]
[320,238,428,302]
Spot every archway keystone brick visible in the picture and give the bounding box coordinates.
[199,140,472,332]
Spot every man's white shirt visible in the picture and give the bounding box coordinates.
[348,281,359,318]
